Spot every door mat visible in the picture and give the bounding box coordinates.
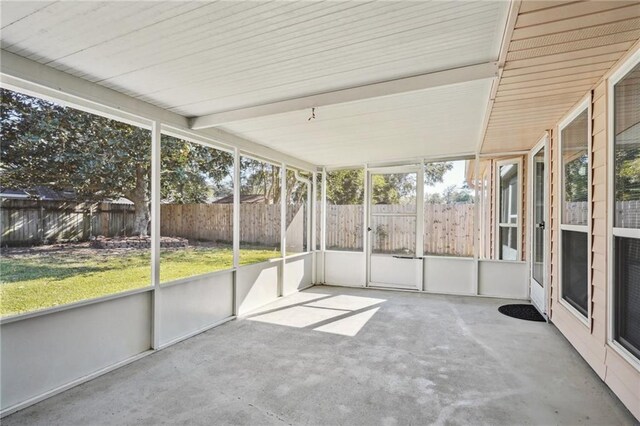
[498,304,545,322]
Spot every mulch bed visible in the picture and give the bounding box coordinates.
[90,236,188,249]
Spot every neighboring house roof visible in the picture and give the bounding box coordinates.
[213,194,266,204]
[0,186,133,204]
[0,186,75,200]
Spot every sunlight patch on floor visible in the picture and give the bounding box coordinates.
[249,306,347,328]
[314,307,380,336]
[248,294,386,336]
[247,292,331,316]
[306,294,384,311]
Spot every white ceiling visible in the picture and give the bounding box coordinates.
[221,79,493,166]
[1,0,509,166]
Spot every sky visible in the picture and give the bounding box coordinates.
[425,160,468,196]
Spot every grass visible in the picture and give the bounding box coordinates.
[0,247,280,317]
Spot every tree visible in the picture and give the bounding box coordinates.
[1,88,153,236]
[564,154,589,202]
[239,157,282,204]
[160,135,233,204]
[326,169,364,205]
[442,184,474,204]
[615,142,640,201]
[0,89,233,237]
[325,163,452,205]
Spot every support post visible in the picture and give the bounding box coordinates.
[232,148,241,314]
[311,171,318,283]
[363,164,369,287]
[280,163,287,297]
[416,163,425,259]
[320,168,327,284]
[473,152,481,296]
[151,120,161,349]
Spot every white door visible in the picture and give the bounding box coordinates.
[530,136,548,315]
[367,166,423,289]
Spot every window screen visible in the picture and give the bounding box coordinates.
[615,237,640,359]
[613,61,640,359]
[561,230,588,317]
[560,106,589,318]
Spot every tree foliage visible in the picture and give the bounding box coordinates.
[615,134,640,201]
[563,154,589,202]
[325,163,455,205]
[160,135,233,204]
[0,89,234,236]
[1,88,151,201]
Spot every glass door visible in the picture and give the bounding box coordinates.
[367,167,422,289]
[530,137,548,315]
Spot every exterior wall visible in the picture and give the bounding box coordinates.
[548,44,640,420]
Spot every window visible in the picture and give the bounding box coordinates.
[559,103,590,319]
[612,60,640,359]
[325,168,364,251]
[159,135,234,283]
[424,160,474,257]
[495,159,521,260]
[286,169,310,255]
[0,88,151,316]
[239,157,282,264]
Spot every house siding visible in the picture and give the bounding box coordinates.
[548,45,640,420]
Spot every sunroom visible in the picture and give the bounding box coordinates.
[1,1,639,424]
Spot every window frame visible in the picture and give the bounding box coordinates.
[493,157,523,261]
[607,47,640,370]
[557,94,592,326]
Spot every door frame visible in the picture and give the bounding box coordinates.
[365,164,424,288]
[528,133,550,316]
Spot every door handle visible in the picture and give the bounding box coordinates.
[367,227,372,232]
[536,221,545,229]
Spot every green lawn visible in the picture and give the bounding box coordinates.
[0,247,279,317]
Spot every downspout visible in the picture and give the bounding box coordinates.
[293,170,312,255]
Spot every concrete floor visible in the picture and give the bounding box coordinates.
[4,286,635,425]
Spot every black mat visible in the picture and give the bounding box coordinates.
[498,304,546,322]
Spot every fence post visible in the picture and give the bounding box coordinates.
[39,199,45,244]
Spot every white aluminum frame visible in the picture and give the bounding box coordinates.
[365,165,424,288]
[528,133,550,316]
[493,157,523,261]
[607,47,640,370]
[557,94,592,327]
[0,85,316,322]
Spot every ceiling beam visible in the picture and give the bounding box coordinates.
[189,61,499,129]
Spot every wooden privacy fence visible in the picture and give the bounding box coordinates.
[424,203,475,256]
[325,203,475,256]
[5,199,639,250]
[1,199,308,249]
[1,199,137,246]
[160,203,307,250]
[564,201,640,228]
